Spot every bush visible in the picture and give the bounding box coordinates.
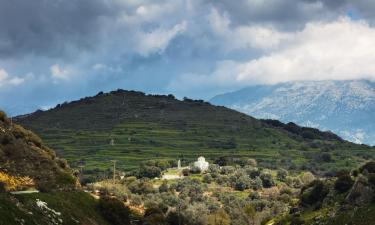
[234,175,251,191]
[301,180,329,206]
[360,161,375,173]
[159,181,169,193]
[334,172,354,193]
[319,153,332,162]
[143,207,167,225]
[251,177,263,190]
[203,174,213,184]
[277,169,288,181]
[182,169,190,176]
[190,166,201,174]
[98,196,131,225]
[260,172,275,188]
[0,111,6,122]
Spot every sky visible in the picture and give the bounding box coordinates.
[2,0,375,115]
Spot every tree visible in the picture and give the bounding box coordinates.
[234,175,251,191]
[139,165,161,178]
[208,209,230,225]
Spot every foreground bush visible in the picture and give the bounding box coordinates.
[98,196,131,225]
[334,172,354,193]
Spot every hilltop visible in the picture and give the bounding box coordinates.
[211,80,375,145]
[15,89,374,175]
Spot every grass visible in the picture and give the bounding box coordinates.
[0,191,109,225]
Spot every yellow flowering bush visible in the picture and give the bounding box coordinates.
[0,171,34,191]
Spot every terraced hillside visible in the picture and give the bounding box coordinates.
[15,90,375,173]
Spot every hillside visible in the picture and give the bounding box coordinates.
[0,111,113,225]
[210,80,375,145]
[14,90,374,175]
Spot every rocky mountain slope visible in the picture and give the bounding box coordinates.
[211,80,375,145]
[14,90,374,175]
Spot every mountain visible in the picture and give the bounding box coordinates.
[14,89,374,175]
[210,80,375,145]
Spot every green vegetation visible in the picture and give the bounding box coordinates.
[273,161,375,225]
[0,191,110,225]
[14,90,375,177]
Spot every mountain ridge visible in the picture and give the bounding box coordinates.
[211,80,375,145]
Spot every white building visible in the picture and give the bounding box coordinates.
[194,156,209,171]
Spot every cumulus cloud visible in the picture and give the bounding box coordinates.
[169,17,375,96]
[236,17,375,84]
[208,8,291,51]
[50,64,70,80]
[0,69,25,87]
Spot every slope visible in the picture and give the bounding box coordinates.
[0,111,111,225]
[14,90,374,174]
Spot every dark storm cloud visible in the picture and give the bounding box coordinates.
[0,0,117,58]
[207,0,375,29]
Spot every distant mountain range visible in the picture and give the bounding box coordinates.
[211,80,375,145]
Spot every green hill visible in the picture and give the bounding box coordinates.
[14,90,375,174]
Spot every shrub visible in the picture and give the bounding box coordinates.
[360,161,375,173]
[299,172,315,185]
[182,169,190,176]
[159,181,169,193]
[319,153,332,162]
[277,169,288,181]
[301,180,329,206]
[234,175,251,191]
[203,174,213,184]
[334,172,354,193]
[260,172,275,188]
[0,111,6,122]
[98,196,131,225]
[251,177,263,190]
[367,173,375,187]
[190,166,201,174]
[143,207,167,225]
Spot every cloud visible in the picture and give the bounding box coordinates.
[236,17,375,84]
[3,0,375,115]
[0,68,25,87]
[50,64,70,80]
[169,17,375,96]
[135,21,187,56]
[208,8,291,51]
